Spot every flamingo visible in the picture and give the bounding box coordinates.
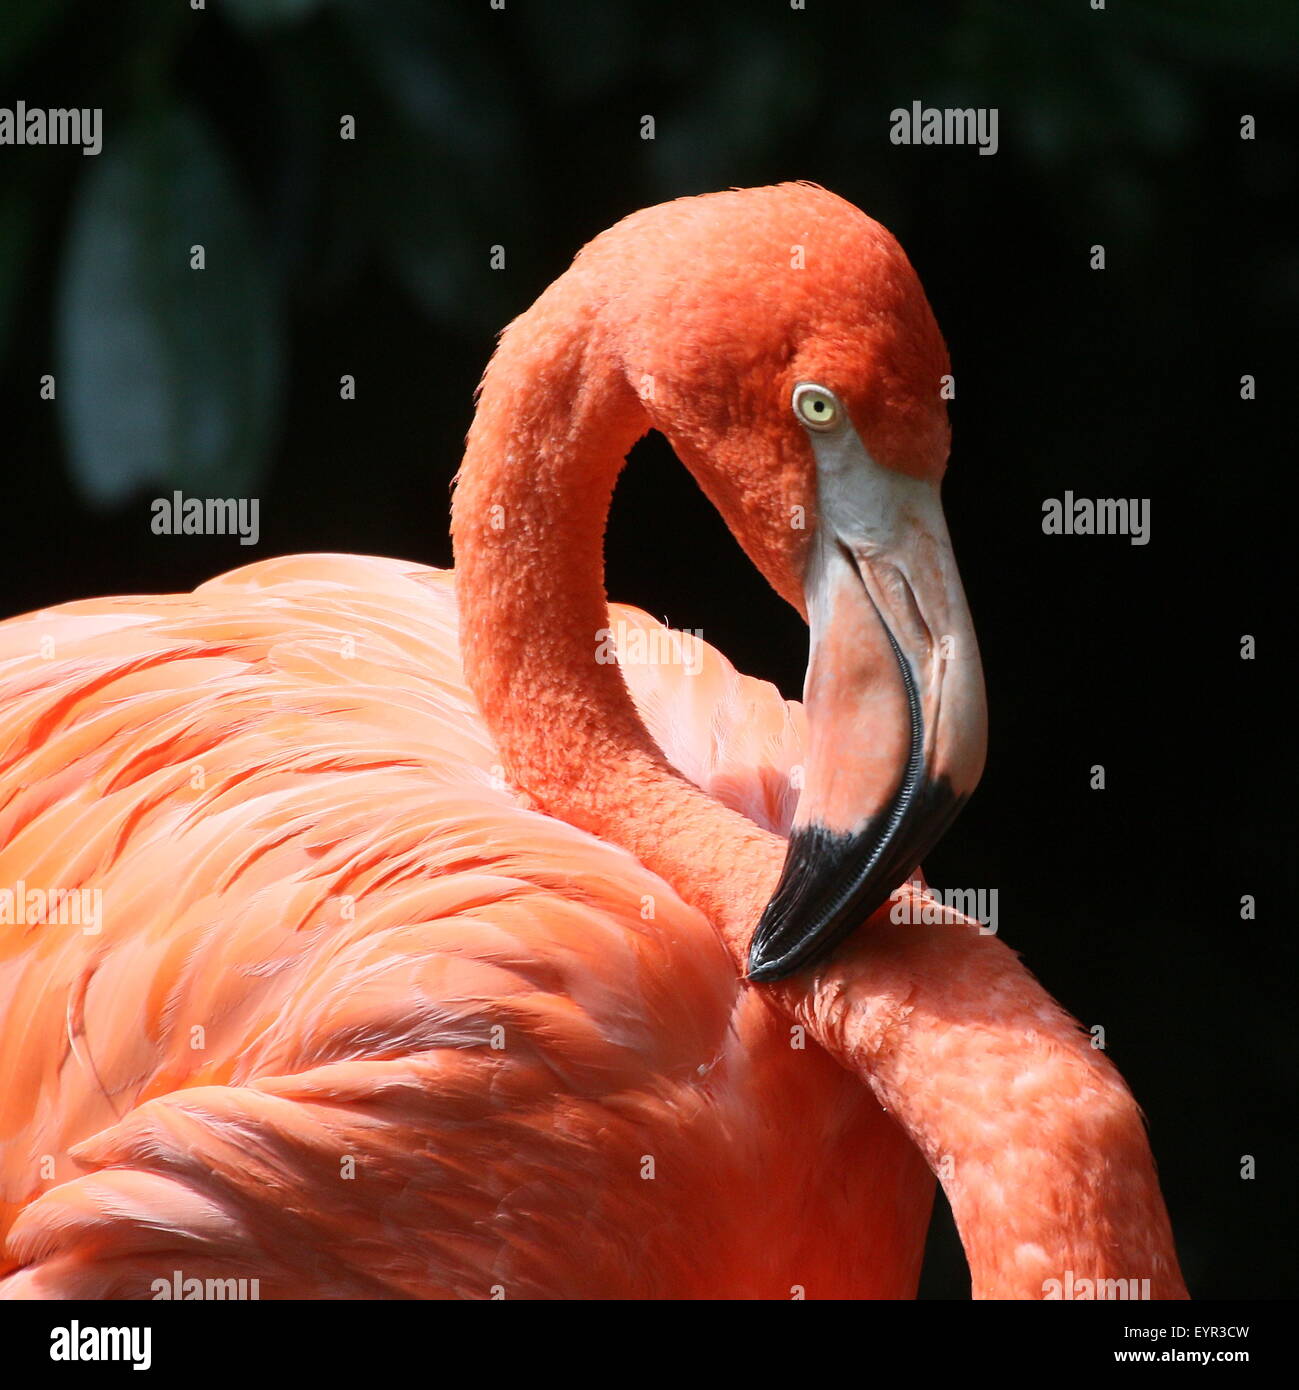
[0,183,1185,1300]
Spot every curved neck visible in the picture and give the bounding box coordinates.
[452,287,780,948]
[786,899,1187,1298]
[451,291,1186,1300]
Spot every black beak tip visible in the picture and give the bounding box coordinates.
[744,945,793,984]
[745,779,968,988]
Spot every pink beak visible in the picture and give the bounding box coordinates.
[749,420,987,980]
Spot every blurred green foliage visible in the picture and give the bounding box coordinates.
[57,107,281,503]
[0,0,1295,506]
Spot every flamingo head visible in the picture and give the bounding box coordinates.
[598,183,988,979]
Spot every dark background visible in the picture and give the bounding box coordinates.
[1,0,1294,1298]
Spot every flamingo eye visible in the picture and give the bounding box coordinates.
[792,383,841,432]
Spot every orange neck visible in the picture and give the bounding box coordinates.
[452,279,781,951]
[451,288,1186,1299]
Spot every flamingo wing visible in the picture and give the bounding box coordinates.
[0,555,924,1298]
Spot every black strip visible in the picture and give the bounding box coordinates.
[747,558,966,980]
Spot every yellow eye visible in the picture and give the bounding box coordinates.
[792,383,841,432]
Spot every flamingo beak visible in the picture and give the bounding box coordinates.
[747,424,987,981]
